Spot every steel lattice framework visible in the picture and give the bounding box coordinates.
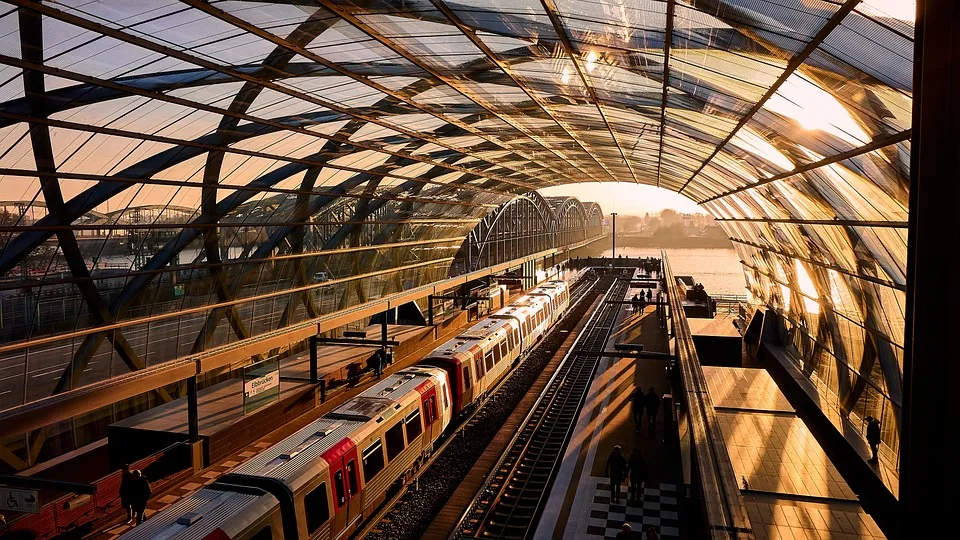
[0,0,912,472]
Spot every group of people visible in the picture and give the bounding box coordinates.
[631,387,661,434]
[605,446,660,539]
[119,464,153,526]
[631,290,654,311]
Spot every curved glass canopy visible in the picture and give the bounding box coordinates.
[0,1,911,459]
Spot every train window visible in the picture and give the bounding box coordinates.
[346,459,358,496]
[334,470,346,508]
[385,422,405,461]
[430,396,439,423]
[484,351,494,371]
[443,386,449,409]
[462,366,471,389]
[514,329,521,346]
[362,440,385,481]
[492,344,501,365]
[251,526,273,540]
[500,340,508,359]
[507,331,514,351]
[304,482,330,533]
[405,409,423,443]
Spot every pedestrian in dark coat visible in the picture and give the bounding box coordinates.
[866,416,882,462]
[604,445,628,504]
[130,470,152,525]
[119,464,134,524]
[631,388,644,433]
[644,387,660,433]
[615,523,633,539]
[627,448,648,503]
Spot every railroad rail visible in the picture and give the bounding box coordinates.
[351,272,600,539]
[450,276,631,539]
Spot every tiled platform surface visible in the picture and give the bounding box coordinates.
[705,366,884,538]
[704,366,793,413]
[744,495,886,540]
[581,477,680,539]
[718,412,857,501]
[537,270,680,540]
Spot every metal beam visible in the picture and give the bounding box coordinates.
[714,217,908,228]
[901,1,959,535]
[538,0,640,183]
[698,129,912,204]
[679,0,863,194]
[728,237,905,291]
[656,0,676,188]
[5,0,539,191]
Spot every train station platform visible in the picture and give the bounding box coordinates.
[536,271,682,540]
[108,323,436,467]
[703,366,885,539]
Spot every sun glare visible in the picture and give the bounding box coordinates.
[764,73,870,147]
[861,0,916,21]
[795,259,821,314]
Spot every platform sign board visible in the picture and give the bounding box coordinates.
[2,486,40,514]
[242,357,280,415]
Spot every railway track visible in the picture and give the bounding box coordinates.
[451,276,631,540]
[354,272,602,540]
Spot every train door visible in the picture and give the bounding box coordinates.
[327,445,361,537]
[420,386,439,439]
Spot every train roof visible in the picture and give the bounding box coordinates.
[232,417,363,484]
[118,486,275,540]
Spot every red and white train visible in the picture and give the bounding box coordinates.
[121,276,573,540]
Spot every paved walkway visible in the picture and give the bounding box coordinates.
[703,366,885,539]
[537,272,681,540]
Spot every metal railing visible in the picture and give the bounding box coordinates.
[662,250,754,539]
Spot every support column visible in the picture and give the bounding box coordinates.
[187,376,199,443]
[309,336,318,384]
[611,212,617,260]
[901,1,960,537]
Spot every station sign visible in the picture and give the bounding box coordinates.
[1,486,41,514]
[242,357,281,415]
[244,370,279,399]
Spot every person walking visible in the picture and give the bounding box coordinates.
[615,523,632,539]
[372,348,385,378]
[866,416,882,462]
[644,387,661,434]
[119,463,135,524]
[646,526,661,539]
[626,448,648,503]
[604,445,628,504]
[130,470,152,525]
[630,387,644,433]
[646,288,653,302]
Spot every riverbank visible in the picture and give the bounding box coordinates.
[614,235,733,249]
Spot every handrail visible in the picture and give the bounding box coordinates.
[662,250,754,539]
[0,235,606,438]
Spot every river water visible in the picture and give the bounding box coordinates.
[597,247,746,296]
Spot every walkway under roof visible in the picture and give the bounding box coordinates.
[0,0,918,495]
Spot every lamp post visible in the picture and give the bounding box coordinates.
[610,212,617,261]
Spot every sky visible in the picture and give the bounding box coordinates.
[538,182,707,216]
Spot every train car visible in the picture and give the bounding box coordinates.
[420,315,523,415]
[120,367,451,540]
[121,276,574,540]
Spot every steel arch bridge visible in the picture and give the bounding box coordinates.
[453,193,605,274]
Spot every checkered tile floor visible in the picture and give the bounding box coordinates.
[585,478,680,539]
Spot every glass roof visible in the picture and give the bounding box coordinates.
[0,0,913,457]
